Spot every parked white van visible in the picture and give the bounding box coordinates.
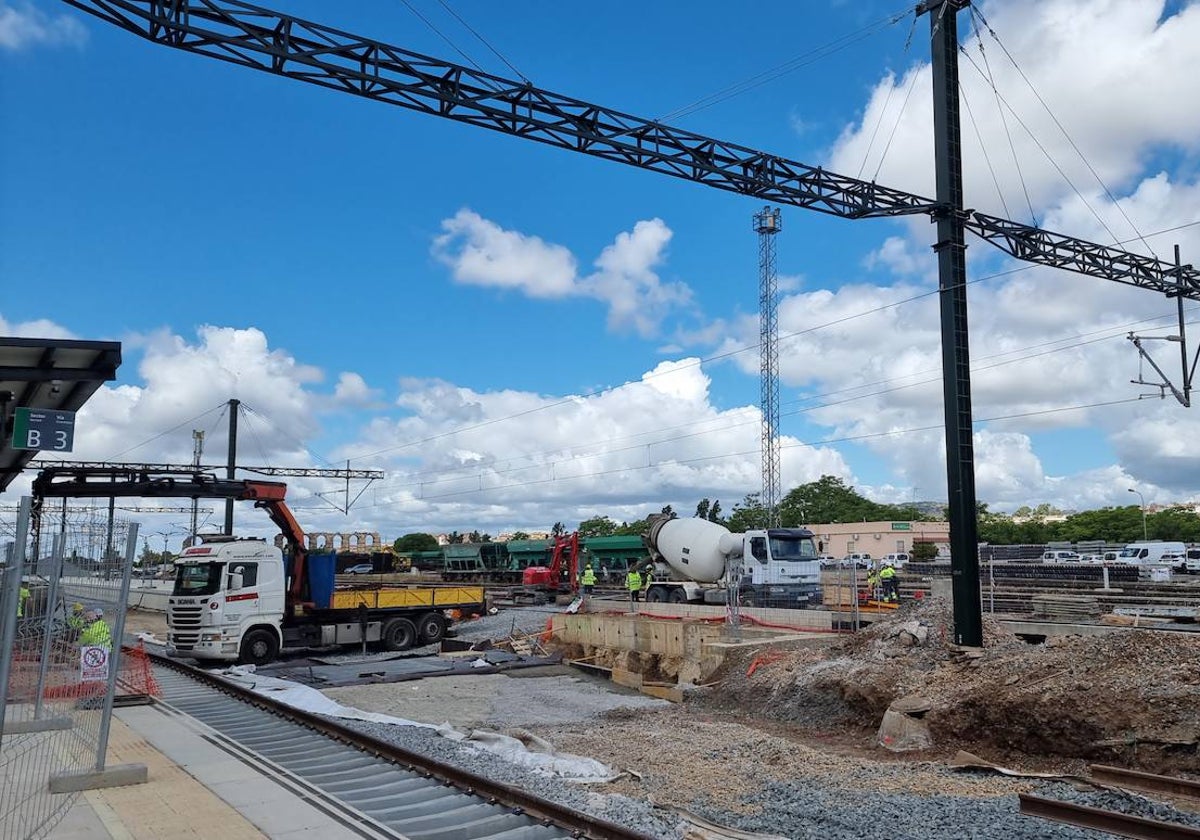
[883,552,911,568]
[1041,550,1081,563]
[1112,541,1186,565]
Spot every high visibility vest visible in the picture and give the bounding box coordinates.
[67,611,86,631]
[79,620,112,648]
[626,571,642,591]
[581,567,597,586]
[17,586,30,618]
[879,566,896,581]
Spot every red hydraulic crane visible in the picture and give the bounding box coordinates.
[55,0,1200,647]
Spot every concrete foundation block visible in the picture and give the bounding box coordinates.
[3,716,73,735]
[49,762,148,793]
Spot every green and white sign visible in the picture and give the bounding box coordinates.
[12,407,75,452]
[891,522,912,531]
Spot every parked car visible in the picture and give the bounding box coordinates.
[344,563,375,574]
[1041,550,1082,564]
[882,552,910,568]
[840,553,872,569]
[817,555,838,567]
[1185,548,1200,574]
[1161,552,1188,574]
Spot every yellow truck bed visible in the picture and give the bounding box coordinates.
[328,585,485,611]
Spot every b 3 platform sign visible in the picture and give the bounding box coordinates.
[80,646,110,683]
[11,407,75,452]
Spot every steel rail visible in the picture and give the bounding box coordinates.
[146,651,654,840]
[1018,794,1200,840]
[1090,765,1200,802]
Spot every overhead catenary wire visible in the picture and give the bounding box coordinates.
[338,306,1194,499]
[434,0,528,84]
[856,13,919,180]
[394,0,501,91]
[356,209,1200,469]
[328,394,1143,510]
[970,6,1157,257]
[966,10,1036,226]
[105,401,227,461]
[658,7,912,123]
[959,62,1012,219]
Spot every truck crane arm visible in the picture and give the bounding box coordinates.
[58,0,1200,299]
[32,466,309,598]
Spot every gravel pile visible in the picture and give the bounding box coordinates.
[331,717,685,839]
[451,605,564,642]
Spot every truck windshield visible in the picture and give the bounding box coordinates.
[770,537,818,561]
[173,563,225,597]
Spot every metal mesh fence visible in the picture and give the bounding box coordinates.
[0,497,148,840]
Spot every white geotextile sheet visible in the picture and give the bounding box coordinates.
[216,665,617,782]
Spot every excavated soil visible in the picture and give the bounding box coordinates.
[698,598,1200,774]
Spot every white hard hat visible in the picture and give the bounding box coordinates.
[93,608,104,617]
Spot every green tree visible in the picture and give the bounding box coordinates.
[615,516,651,536]
[578,516,617,538]
[911,542,938,562]
[394,533,439,553]
[551,521,566,538]
[694,498,711,520]
[726,493,767,532]
[467,530,492,543]
[510,531,530,541]
[708,499,722,522]
[780,475,907,525]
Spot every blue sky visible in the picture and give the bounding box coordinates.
[4,0,1200,542]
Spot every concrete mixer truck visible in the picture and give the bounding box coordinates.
[640,513,821,608]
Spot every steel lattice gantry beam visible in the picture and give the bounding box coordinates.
[59,0,1200,299]
[30,460,385,479]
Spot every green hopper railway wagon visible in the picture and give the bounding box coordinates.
[580,536,648,584]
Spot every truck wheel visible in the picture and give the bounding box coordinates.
[382,617,417,651]
[416,613,446,644]
[239,629,279,666]
[646,586,667,603]
[668,589,688,604]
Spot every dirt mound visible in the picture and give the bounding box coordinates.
[707,598,1200,772]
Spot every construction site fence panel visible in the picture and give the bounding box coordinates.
[0,497,152,840]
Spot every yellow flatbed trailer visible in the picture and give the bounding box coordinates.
[329,585,485,611]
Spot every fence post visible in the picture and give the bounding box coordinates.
[0,497,31,744]
[33,535,66,720]
[94,521,139,773]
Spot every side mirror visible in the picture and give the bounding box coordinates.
[228,572,244,591]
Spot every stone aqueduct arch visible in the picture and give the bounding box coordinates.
[272,532,383,552]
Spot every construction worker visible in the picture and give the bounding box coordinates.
[879,561,898,603]
[580,564,596,596]
[625,567,643,604]
[17,582,31,618]
[865,567,880,602]
[79,608,113,648]
[66,602,87,636]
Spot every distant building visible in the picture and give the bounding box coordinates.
[805,520,950,559]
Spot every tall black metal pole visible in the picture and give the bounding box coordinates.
[224,398,239,535]
[923,0,982,647]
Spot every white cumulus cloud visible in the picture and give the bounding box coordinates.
[0,2,86,50]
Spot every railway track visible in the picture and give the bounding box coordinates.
[1019,764,1200,840]
[147,653,654,840]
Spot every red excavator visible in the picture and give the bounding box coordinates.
[521,531,579,596]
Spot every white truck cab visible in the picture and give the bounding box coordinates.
[168,537,285,662]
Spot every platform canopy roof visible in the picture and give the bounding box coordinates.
[0,337,121,491]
